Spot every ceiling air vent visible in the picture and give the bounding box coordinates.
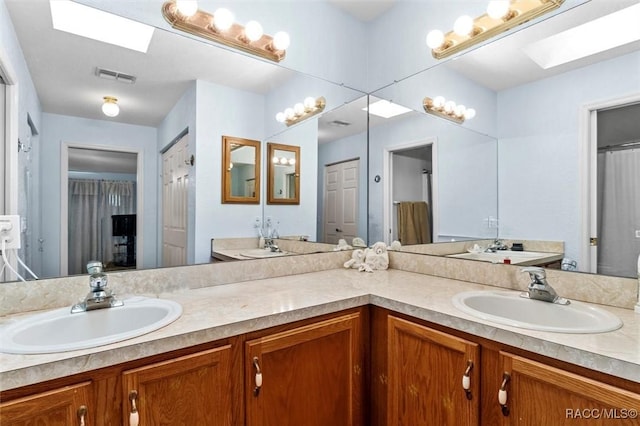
[328,120,351,127]
[95,67,137,84]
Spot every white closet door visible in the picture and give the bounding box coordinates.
[162,135,189,267]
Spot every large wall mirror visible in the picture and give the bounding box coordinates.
[267,143,300,205]
[222,136,260,204]
[4,0,639,283]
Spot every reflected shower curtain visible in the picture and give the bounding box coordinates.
[597,149,640,278]
[68,179,136,275]
[397,201,432,245]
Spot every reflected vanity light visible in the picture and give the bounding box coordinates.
[272,156,296,166]
[162,1,289,62]
[101,96,120,117]
[275,96,326,127]
[423,96,476,124]
[426,0,565,59]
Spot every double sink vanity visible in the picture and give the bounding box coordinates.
[0,249,638,425]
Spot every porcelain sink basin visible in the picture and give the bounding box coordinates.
[448,251,558,265]
[0,297,182,354]
[240,248,289,258]
[452,291,622,333]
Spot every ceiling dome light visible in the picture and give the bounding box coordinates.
[426,30,445,49]
[176,0,198,17]
[273,31,290,51]
[244,20,264,42]
[487,1,510,20]
[102,96,119,117]
[453,15,474,36]
[213,8,234,31]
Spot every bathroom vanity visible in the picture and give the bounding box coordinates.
[1,252,639,425]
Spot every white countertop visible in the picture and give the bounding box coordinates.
[1,268,639,391]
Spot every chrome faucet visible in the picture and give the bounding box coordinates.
[71,261,124,313]
[485,239,508,252]
[263,238,281,252]
[520,267,570,305]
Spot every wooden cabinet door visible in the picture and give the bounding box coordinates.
[498,352,640,425]
[245,312,363,426]
[122,345,232,426]
[0,381,92,426]
[387,316,480,426]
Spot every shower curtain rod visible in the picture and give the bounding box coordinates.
[598,140,640,152]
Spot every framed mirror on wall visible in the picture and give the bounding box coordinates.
[267,143,300,205]
[222,136,261,204]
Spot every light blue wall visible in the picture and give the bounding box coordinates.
[317,132,368,242]
[39,113,158,278]
[368,112,498,243]
[193,80,265,264]
[0,0,43,276]
[263,119,319,240]
[497,51,640,263]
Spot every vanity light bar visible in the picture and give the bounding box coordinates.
[161,1,288,63]
[423,96,476,124]
[428,0,565,60]
[275,97,326,127]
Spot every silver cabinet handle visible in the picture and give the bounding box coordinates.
[77,405,87,426]
[498,372,510,417]
[253,356,263,396]
[129,390,139,426]
[462,360,473,400]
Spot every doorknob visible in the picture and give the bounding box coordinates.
[336,228,343,232]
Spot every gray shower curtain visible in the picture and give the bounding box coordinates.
[597,148,640,278]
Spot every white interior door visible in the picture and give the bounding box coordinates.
[162,134,189,267]
[323,159,358,244]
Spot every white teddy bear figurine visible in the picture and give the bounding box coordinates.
[361,241,389,272]
[343,249,366,269]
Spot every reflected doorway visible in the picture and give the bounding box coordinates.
[162,134,189,267]
[61,144,142,276]
[323,159,359,244]
[384,140,437,246]
[594,102,640,278]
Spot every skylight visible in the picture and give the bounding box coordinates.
[522,3,640,70]
[363,100,412,119]
[50,1,154,53]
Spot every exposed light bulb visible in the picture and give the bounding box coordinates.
[303,97,316,109]
[275,112,285,123]
[433,96,446,108]
[426,30,445,49]
[102,97,119,117]
[455,104,466,117]
[244,20,263,41]
[273,31,290,51]
[487,1,510,20]
[280,157,288,165]
[444,100,456,113]
[229,162,233,169]
[464,108,476,120]
[453,15,474,36]
[272,156,279,163]
[213,8,234,31]
[284,108,295,119]
[176,0,198,17]
[294,103,305,115]
[288,158,296,165]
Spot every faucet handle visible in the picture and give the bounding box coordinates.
[86,260,104,275]
[521,266,545,281]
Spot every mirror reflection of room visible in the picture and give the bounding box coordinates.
[222,136,261,204]
[267,143,300,204]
